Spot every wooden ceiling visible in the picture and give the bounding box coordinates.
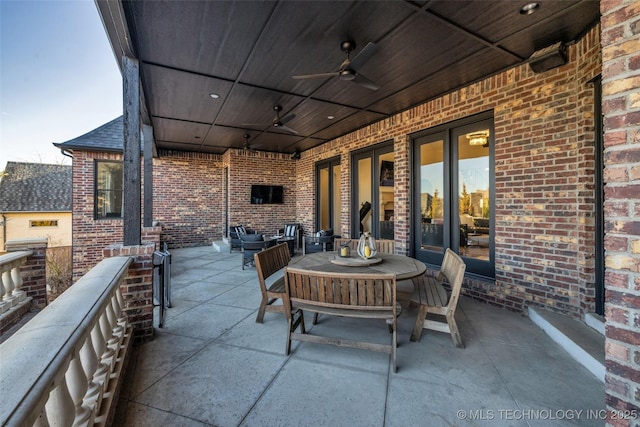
[97,0,599,155]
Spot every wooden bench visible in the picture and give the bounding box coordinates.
[410,248,466,347]
[284,267,399,372]
[254,243,291,323]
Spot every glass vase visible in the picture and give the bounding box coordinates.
[357,232,377,259]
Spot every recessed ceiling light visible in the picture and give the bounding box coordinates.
[209,93,220,99]
[327,115,335,120]
[519,2,539,15]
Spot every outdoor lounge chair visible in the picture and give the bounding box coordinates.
[278,223,301,249]
[229,225,257,253]
[302,229,335,254]
[241,233,273,269]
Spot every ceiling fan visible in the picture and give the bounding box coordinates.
[292,40,379,91]
[241,133,257,152]
[243,105,298,135]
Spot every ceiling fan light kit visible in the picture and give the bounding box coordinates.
[242,105,299,135]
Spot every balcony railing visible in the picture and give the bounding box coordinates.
[0,250,32,314]
[0,256,134,426]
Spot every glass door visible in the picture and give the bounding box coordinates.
[415,132,448,265]
[352,142,394,239]
[316,157,341,233]
[413,112,494,277]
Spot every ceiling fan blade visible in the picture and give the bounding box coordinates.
[279,112,296,124]
[349,42,377,71]
[277,125,298,135]
[292,72,339,80]
[352,73,380,91]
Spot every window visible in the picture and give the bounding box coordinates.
[95,161,123,219]
[30,220,58,227]
[413,113,494,277]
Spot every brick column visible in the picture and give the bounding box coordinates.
[5,238,48,308]
[601,0,640,424]
[103,243,155,344]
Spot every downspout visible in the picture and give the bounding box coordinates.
[1,213,6,252]
[59,149,73,158]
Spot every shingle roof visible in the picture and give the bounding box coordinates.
[53,116,123,152]
[0,162,72,212]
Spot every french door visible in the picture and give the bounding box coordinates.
[316,157,341,232]
[413,113,494,277]
[351,142,394,240]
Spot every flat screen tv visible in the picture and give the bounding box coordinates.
[250,184,284,204]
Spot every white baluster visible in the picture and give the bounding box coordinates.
[106,294,123,343]
[0,270,8,314]
[80,334,100,423]
[11,264,26,302]
[45,376,76,427]
[2,269,16,306]
[66,352,89,418]
[68,340,100,426]
[115,287,128,328]
[91,316,107,361]
[80,334,98,388]
[98,311,117,393]
[88,320,109,417]
[33,409,50,427]
[99,311,116,357]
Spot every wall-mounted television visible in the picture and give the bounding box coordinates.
[250,184,284,204]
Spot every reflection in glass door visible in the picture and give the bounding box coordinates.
[418,136,445,254]
[378,152,394,240]
[456,129,490,261]
[356,157,372,234]
[317,157,341,232]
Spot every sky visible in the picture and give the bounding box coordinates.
[1,0,122,170]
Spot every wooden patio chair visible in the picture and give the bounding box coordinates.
[254,243,291,323]
[375,239,395,254]
[410,248,467,347]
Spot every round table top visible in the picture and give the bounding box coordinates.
[289,251,426,281]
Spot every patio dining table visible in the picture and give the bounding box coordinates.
[288,251,426,281]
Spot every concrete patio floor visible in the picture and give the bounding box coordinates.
[114,246,604,426]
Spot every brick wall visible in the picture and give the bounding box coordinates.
[224,149,298,235]
[153,150,225,247]
[72,149,226,278]
[601,0,640,424]
[72,151,125,280]
[295,25,601,318]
